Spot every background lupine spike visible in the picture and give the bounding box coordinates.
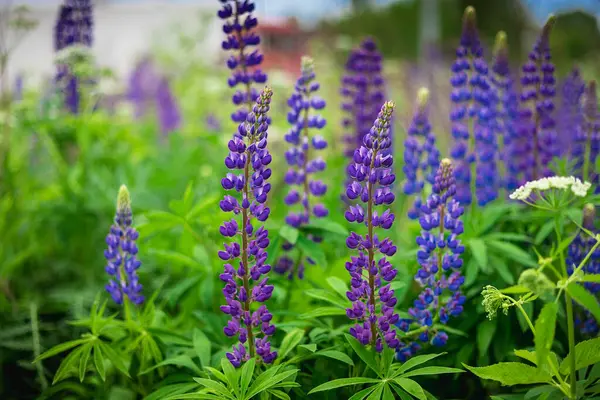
[583,203,596,230]
[219,86,277,367]
[156,77,182,136]
[396,158,466,361]
[276,56,328,279]
[558,67,584,161]
[577,80,600,187]
[345,100,400,352]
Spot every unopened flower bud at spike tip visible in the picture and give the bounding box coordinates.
[417,87,429,108]
[301,56,314,72]
[542,14,556,41]
[441,158,452,166]
[583,204,596,230]
[493,31,508,57]
[117,185,131,213]
[463,6,477,26]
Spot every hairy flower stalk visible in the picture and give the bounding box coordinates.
[345,101,400,351]
[218,0,267,125]
[566,204,600,336]
[395,159,466,361]
[341,38,387,159]
[403,88,440,219]
[104,185,144,306]
[573,81,600,185]
[219,88,277,367]
[490,32,520,192]
[449,7,495,206]
[557,67,585,158]
[275,57,328,279]
[519,16,557,180]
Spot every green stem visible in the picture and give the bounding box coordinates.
[30,302,48,391]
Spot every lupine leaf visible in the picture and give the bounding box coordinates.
[304,289,348,308]
[302,219,349,236]
[469,239,488,270]
[144,383,200,400]
[348,386,377,400]
[298,344,317,353]
[279,225,299,245]
[345,334,381,377]
[366,384,384,399]
[559,337,600,374]
[308,377,380,394]
[240,357,255,396]
[327,276,350,300]
[192,378,233,398]
[567,283,600,323]
[315,350,354,365]
[382,384,395,400]
[300,307,346,319]
[486,240,537,267]
[193,329,211,368]
[98,342,131,378]
[295,235,327,267]
[534,302,558,370]
[278,328,305,361]
[139,355,202,376]
[524,385,560,399]
[268,389,291,400]
[78,342,93,382]
[93,344,105,381]
[399,366,464,378]
[392,353,445,377]
[34,338,90,362]
[53,345,85,384]
[220,358,238,390]
[390,383,413,400]
[393,378,426,400]
[246,368,299,398]
[463,362,552,385]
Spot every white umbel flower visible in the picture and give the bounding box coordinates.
[509,176,591,201]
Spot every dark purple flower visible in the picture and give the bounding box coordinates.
[403,88,441,219]
[219,87,277,367]
[557,67,585,159]
[572,81,600,186]
[104,185,144,306]
[218,0,267,125]
[395,159,466,361]
[127,56,160,119]
[156,77,181,136]
[344,101,400,351]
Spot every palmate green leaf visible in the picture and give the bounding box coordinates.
[268,389,290,400]
[299,307,346,319]
[240,357,255,397]
[78,342,93,382]
[246,368,299,399]
[192,378,233,398]
[278,225,299,245]
[393,378,426,400]
[93,344,105,381]
[399,366,464,379]
[144,383,200,400]
[534,302,558,370]
[220,358,239,394]
[302,218,349,236]
[392,353,445,377]
[366,384,384,399]
[315,350,354,365]
[567,283,600,323]
[348,386,377,400]
[193,329,211,368]
[277,328,305,361]
[308,377,380,394]
[390,383,414,400]
[205,367,227,383]
[559,337,600,374]
[486,240,537,267]
[305,289,349,308]
[382,384,395,400]
[98,342,131,378]
[463,362,552,386]
[295,235,327,268]
[345,334,381,377]
[53,345,85,384]
[327,276,350,299]
[139,355,202,376]
[34,337,91,362]
[468,238,488,270]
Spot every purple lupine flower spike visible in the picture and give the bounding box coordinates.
[403,88,441,219]
[519,16,557,180]
[219,87,277,367]
[218,0,267,125]
[395,159,466,361]
[557,67,585,158]
[573,81,600,186]
[156,77,182,136]
[275,57,328,279]
[104,185,144,306]
[345,101,400,352]
[566,204,600,336]
[490,32,520,192]
[449,7,495,206]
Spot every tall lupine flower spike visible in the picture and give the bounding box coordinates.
[566,204,600,336]
[275,57,328,279]
[219,87,277,367]
[519,15,557,180]
[557,67,584,158]
[573,81,600,185]
[345,101,400,352]
[155,77,182,136]
[449,7,495,206]
[490,32,520,192]
[218,0,267,125]
[104,185,144,306]
[341,38,387,159]
[403,88,441,219]
[395,159,466,361]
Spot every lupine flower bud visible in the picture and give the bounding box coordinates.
[345,101,401,352]
[449,7,496,206]
[104,185,144,306]
[275,57,328,279]
[518,15,557,180]
[566,203,599,336]
[218,0,268,125]
[395,159,466,361]
[219,87,277,367]
[403,88,441,219]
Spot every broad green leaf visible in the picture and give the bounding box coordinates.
[366,384,384,399]
[192,378,233,398]
[382,384,395,400]
[78,342,93,382]
[477,319,497,357]
[298,344,317,353]
[302,218,349,236]
[400,366,464,378]
[205,366,227,383]
[139,355,202,376]
[269,389,291,400]
[581,274,600,283]
[220,358,238,390]
[240,357,255,396]
[469,239,488,269]
[295,236,327,267]
[193,329,211,368]
[394,378,426,400]
[345,334,381,377]
[93,344,105,381]
[278,328,305,360]
[327,276,350,300]
[534,302,558,370]
[500,285,532,294]
[299,307,346,319]
[315,350,354,365]
[279,225,299,245]
[560,337,600,374]
[305,289,349,308]
[567,283,600,323]
[524,385,560,399]
[487,240,537,267]
[34,338,90,362]
[390,383,413,400]
[463,362,552,386]
[147,249,201,269]
[308,377,380,394]
[98,342,131,378]
[246,368,299,398]
[348,386,377,400]
[392,353,445,377]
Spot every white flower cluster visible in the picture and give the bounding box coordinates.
[509,176,592,201]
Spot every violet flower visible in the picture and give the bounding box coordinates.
[104,185,144,306]
[275,57,328,279]
[218,87,277,367]
[566,204,600,336]
[345,101,400,352]
[155,77,182,136]
[403,88,441,219]
[572,81,600,185]
[396,159,466,361]
[218,0,267,125]
[557,67,585,158]
[519,16,557,180]
[127,57,160,119]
